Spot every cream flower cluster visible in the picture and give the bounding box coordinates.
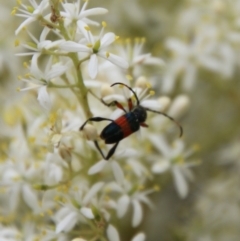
[162,0,240,93]
[0,1,198,241]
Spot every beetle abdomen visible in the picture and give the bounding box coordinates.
[100,112,140,144]
[100,122,123,144]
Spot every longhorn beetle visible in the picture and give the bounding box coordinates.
[80,82,183,160]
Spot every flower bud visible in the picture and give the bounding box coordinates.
[135,76,149,89]
[158,96,171,111]
[81,124,98,140]
[168,95,190,118]
[101,84,114,98]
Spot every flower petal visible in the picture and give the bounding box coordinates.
[80,207,94,219]
[168,95,190,118]
[132,233,146,241]
[141,99,162,111]
[82,182,104,205]
[59,41,90,52]
[100,32,116,49]
[132,200,143,227]
[148,135,171,158]
[88,160,107,175]
[143,56,165,66]
[151,159,170,173]
[165,38,188,54]
[30,53,43,78]
[117,195,130,218]
[61,3,76,17]
[37,86,52,110]
[46,63,68,80]
[15,17,35,35]
[107,225,120,241]
[111,161,124,184]
[22,185,40,212]
[99,52,129,69]
[104,182,123,193]
[79,8,108,18]
[83,80,102,89]
[56,212,78,233]
[172,166,188,199]
[102,94,126,105]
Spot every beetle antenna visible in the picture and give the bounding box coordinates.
[145,108,183,137]
[111,82,140,105]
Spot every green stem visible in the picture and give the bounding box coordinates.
[69,53,92,118]
[51,2,92,119]
[78,55,91,67]
[38,16,59,30]
[48,82,78,88]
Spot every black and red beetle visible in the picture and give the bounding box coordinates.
[80,82,183,160]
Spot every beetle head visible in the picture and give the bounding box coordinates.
[133,105,147,123]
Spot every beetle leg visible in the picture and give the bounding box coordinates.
[94,140,106,160]
[94,140,119,161]
[140,123,148,128]
[114,101,127,113]
[101,99,127,113]
[127,98,133,111]
[79,117,114,131]
[106,142,119,160]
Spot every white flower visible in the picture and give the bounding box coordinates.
[0,225,20,241]
[105,179,154,227]
[19,54,68,110]
[1,155,43,213]
[117,38,164,72]
[86,139,155,227]
[16,27,64,57]
[61,1,108,26]
[54,182,104,233]
[88,147,140,177]
[14,0,49,35]
[44,153,65,185]
[149,135,199,198]
[107,224,146,241]
[55,210,79,234]
[60,22,129,79]
[162,32,235,92]
[47,109,83,152]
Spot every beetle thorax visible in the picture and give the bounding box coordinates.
[132,105,147,123]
